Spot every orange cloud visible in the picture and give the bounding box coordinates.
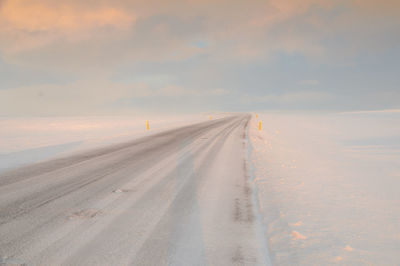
[0,0,135,32]
[353,0,400,15]
[0,0,399,69]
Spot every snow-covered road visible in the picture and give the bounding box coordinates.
[0,114,270,265]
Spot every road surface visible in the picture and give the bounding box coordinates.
[0,114,270,265]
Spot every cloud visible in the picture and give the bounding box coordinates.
[0,0,134,32]
[299,80,319,86]
[154,86,229,97]
[0,0,135,56]
[341,109,400,114]
[0,79,145,115]
[244,91,330,104]
[1,0,398,69]
[0,78,230,116]
[0,0,399,115]
[352,0,400,16]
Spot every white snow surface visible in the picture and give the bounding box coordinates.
[249,111,400,265]
[2,111,399,264]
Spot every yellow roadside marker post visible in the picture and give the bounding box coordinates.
[147,120,149,130]
[259,121,262,131]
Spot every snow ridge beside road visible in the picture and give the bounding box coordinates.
[244,117,273,266]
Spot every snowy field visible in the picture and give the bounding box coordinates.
[1,111,399,265]
[249,111,400,265]
[0,114,220,173]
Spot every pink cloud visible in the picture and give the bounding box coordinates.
[0,0,398,69]
[0,0,135,32]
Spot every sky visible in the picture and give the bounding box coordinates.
[0,0,399,116]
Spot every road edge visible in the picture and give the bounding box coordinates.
[244,114,273,265]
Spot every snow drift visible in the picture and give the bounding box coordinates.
[249,111,400,265]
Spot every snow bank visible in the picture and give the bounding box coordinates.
[249,111,400,265]
[0,114,222,172]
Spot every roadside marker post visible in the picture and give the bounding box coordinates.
[259,121,262,131]
[147,120,149,130]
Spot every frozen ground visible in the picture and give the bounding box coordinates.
[249,110,400,265]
